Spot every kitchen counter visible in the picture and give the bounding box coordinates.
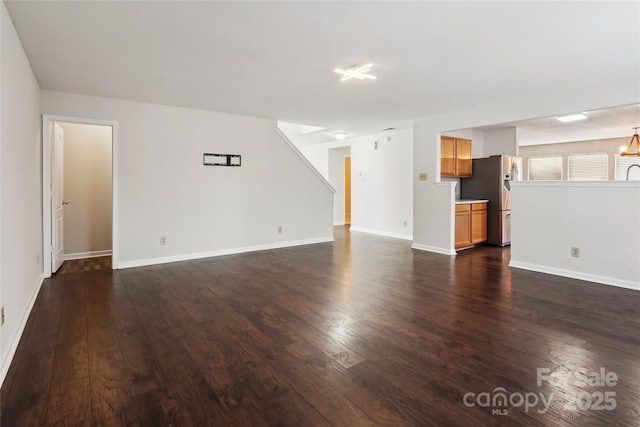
[455,199,489,205]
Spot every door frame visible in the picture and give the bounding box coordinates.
[344,155,351,225]
[42,115,120,277]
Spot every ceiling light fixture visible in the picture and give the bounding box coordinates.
[334,63,376,81]
[557,113,587,122]
[333,132,349,140]
[619,127,640,157]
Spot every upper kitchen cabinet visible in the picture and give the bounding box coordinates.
[441,136,472,177]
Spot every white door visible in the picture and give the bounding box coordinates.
[52,123,65,273]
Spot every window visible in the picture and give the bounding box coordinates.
[615,155,640,181]
[567,153,608,181]
[528,156,562,181]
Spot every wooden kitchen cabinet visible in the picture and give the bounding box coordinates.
[455,204,472,248]
[455,202,487,249]
[441,136,456,177]
[441,136,472,177]
[471,203,488,244]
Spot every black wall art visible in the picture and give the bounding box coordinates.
[203,153,241,167]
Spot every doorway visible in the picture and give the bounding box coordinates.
[42,115,119,277]
[329,146,351,226]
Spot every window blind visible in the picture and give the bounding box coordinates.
[567,153,608,181]
[528,156,562,181]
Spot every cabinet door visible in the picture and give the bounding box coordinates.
[441,136,456,177]
[456,138,472,177]
[455,210,471,248]
[471,209,487,244]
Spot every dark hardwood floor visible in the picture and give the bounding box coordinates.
[2,227,639,426]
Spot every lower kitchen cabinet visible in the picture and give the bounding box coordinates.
[471,204,488,244]
[455,206,471,248]
[455,202,487,249]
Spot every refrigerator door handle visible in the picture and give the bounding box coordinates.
[502,210,512,245]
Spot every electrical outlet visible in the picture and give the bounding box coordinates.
[160,236,167,245]
[1,307,4,326]
[403,220,408,227]
[571,247,580,258]
[419,173,428,181]
[277,226,283,234]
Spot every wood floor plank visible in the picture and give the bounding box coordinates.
[122,268,234,426]
[111,269,169,402]
[177,275,358,426]
[2,227,639,426]
[49,273,89,385]
[285,340,408,426]
[349,360,499,427]
[45,378,91,427]
[202,270,367,370]
[0,280,65,426]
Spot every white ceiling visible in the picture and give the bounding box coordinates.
[5,1,640,141]
[483,103,640,146]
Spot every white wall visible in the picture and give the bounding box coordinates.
[298,129,414,239]
[350,128,413,240]
[1,2,43,384]
[412,119,456,254]
[483,127,518,157]
[41,91,334,268]
[510,182,640,289]
[298,142,330,178]
[413,77,640,257]
[59,122,113,258]
[298,142,348,225]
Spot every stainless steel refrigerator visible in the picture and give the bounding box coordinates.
[460,155,520,246]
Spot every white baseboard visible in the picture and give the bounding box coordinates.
[64,250,112,261]
[509,260,640,291]
[349,226,412,241]
[117,236,334,269]
[0,273,45,387]
[333,221,346,226]
[411,243,457,256]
